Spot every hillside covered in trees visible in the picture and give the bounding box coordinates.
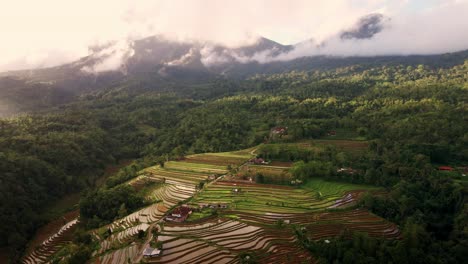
[0,58,467,263]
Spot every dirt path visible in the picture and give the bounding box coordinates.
[250,147,258,156]
[132,219,159,263]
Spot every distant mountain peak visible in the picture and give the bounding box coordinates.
[341,13,389,40]
[233,37,293,57]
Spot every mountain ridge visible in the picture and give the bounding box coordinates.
[1,33,468,117]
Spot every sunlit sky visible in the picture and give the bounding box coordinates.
[0,0,467,71]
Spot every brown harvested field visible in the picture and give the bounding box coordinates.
[240,164,290,176]
[235,164,292,184]
[182,154,249,167]
[312,139,369,151]
[215,180,294,190]
[181,157,236,166]
[267,161,294,167]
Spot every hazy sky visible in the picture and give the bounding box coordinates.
[1,0,467,72]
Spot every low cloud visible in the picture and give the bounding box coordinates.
[204,1,468,65]
[81,40,135,73]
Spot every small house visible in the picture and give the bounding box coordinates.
[328,130,337,136]
[271,126,288,134]
[199,203,209,209]
[143,247,161,257]
[438,166,454,171]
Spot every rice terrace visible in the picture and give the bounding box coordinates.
[20,139,402,264]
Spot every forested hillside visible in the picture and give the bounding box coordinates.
[1,49,467,117]
[0,59,467,263]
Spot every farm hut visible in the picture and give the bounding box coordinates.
[249,158,268,165]
[271,126,288,134]
[143,247,161,257]
[208,174,217,180]
[328,130,337,136]
[291,179,303,185]
[337,168,358,175]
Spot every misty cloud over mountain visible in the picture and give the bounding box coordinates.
[1,0,468,73]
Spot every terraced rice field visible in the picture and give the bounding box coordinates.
[299,139,369,155]
[98,223,150,254]
[192,179,375,214]
[218,209,399,239]
[240,164,291,176]
[148,184,196,207]
[183,152,251,167]
[302,178,377,200]
[92,154,233,260]
[96,244,140,264]
[95,203,166,237]
[304,209,400,240]
[22,210,79,264]
[23,147,399,264]
[23,218,78,264]
[164,161,228,174]
[235,161,293,184]
[146,218,314,264]
[143,167,211,185]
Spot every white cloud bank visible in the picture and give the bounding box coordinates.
[0,0,467,72]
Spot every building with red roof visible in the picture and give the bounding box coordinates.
[438,166,454,171]
[166,205,192,222]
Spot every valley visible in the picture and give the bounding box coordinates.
[20,142,400,264]
[0,31,466,264]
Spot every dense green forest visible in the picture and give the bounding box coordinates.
[0,59,467,262]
